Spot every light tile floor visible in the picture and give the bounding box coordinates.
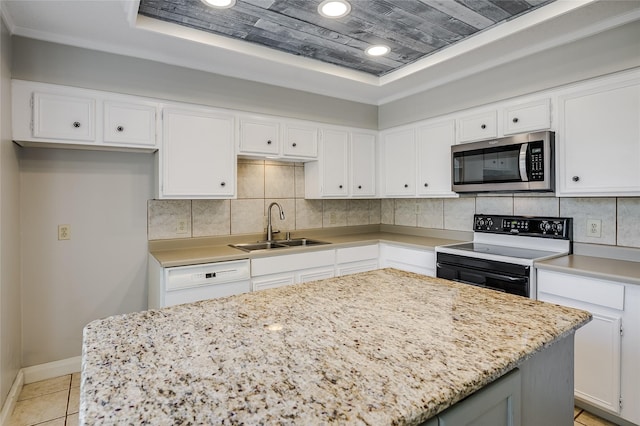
[9,372,619,425]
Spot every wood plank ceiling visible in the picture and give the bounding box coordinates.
[138,0,554,76]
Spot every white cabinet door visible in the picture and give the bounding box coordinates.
[283,123,318,158]
[161,107,235,198]
[379,243,435,276]
[503,98,551,135]
[350,131,376,197]
[320,128,349,197]
[103,100,157,147]
[238,116,280,155]
[252,273,296,291]
[381,128,416,196]
[33,92,95,142]
[558,79,640,196]
[537,270,623,415]
[457,110,497,143]
[336,244,378,276]
[416,119,457,197]
[297,266,335,283]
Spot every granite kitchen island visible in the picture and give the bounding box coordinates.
[81,269,590,425]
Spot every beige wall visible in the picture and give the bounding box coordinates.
[11,37,378,130]
[20,149,154,366]
[0,15,21,406]
[378,21,640,129]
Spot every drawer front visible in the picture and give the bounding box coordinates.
[336,244,379,263]
[537,269,624,310]
[104,101,157,146]
[457,110,497,143]
[503,99,551,135]
[33,92,95,142]
[251,249,335,276]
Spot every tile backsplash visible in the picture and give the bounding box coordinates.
[148,161,640,249]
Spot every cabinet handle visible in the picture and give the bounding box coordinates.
[481,124,486,129]
[292,142,297,147]
[512,117,519,123]
[220,182,226,187]
[73,121,81,128]
[116,126,124,132]
[267,140,272,145]
[572,176,580,182]
[404,184,409,188]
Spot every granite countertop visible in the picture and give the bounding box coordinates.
[150,231,463,268]
[81,269,590,425]
[536,254,640,286]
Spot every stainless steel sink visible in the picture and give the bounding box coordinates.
[230,238,330,252]
[278,238,330,247]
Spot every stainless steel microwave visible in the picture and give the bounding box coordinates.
[451,131,554,193]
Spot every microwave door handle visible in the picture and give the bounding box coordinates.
[519,143,529,181]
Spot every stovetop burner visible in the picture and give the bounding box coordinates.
[443,242,562,260]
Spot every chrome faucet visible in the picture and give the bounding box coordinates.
[266,202,285,241]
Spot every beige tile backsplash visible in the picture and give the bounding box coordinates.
[148,162,640,249]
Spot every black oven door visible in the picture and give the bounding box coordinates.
[436,253,530,297]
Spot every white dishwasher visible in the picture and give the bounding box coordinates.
[148,258,251,308]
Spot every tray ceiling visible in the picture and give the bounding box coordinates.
[137,0,554,77]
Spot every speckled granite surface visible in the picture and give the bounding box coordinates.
[81,269,590,425]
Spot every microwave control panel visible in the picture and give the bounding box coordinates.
[474,214,572,239]
[527,141,545,181]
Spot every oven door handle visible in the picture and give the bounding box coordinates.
[436,263,528,283]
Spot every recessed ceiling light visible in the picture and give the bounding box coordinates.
[318,0,351,18]
[365,45,390,57]
[201,0,236,9]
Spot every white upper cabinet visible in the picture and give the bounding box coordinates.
[304,127,376,199]
[350,131,377,197]
[159,106,235,199]
[103,100,157,147]
[456,110,497,143]
[416,119,457,197]
[380,127,416,197]
[238,116,318,160]
[12,80,159,151]
[32,92,95,142]
[238,116,280,156]
[503,98,551,135]
[557,75,640,196]
[282,122,318,159]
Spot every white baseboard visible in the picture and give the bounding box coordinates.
[0,370,24,426]
[21,356,82,384]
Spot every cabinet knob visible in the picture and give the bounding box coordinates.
[404,184,409,188]
[292,142,297,147]
[424,183,428,187]
[572,176,580,182]
[339,185,343,189]
[73,121,81,128]
[358,185,362,189]
[267,140,272,145]
[512,117,519,123]
[481,124,486,129]
[116,126,124,132]
[220,181,226,187]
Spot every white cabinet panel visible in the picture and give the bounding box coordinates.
[558,79,640,196]
[379,243,435,276]
[457,110,497,143]
[161,107,235,198]
[103,100,156,147]
[283,123,318,158]
[417,119,457,197]
[381,128,416,196]
[297,267,335,283]
[239,116,280,155]
[503,99,551,135]
[320,128,349,197]
[252,273,296,292]
[33,92,95,142]
[350,131,377,197]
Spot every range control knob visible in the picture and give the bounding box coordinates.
[556,223,564,233]
[543,222,552,232]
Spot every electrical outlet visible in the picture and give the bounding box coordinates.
[58,224,71,240]
[587,219,602,238]
[176,218,189,234]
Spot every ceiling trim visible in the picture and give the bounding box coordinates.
[0,1,16,34]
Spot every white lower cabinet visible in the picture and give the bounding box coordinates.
[251,249,336,291]
[379,243,435,276]
[336,244,379,276]
[537,269,640,424]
